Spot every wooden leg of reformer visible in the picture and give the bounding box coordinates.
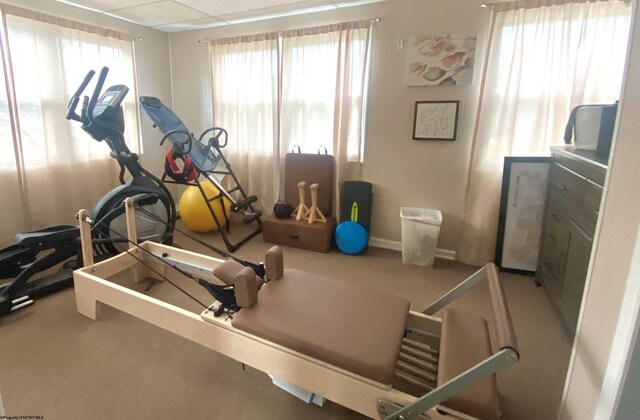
[75,210,102,319]
[77,209,94,267]
[75,290,102,320]
[74,276,101,320]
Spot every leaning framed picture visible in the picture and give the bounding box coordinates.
[412,100,459,140]
[495,156,550,275]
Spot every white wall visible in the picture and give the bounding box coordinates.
[2,0,173,179]
[560,0,640,418]
[168,0,489,251]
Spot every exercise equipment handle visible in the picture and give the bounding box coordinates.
[81,96,89,120]
[199,127,228,149]
[87,66,109,120]
[74,69,96,98]
[160,129,193,154]
[66,69,95,121]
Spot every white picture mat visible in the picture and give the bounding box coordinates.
[414,102,457,139]
[502,162,549,271]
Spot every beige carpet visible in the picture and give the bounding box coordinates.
[0,223,572,419]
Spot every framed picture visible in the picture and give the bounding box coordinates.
[406,33,477,86]
[495,156,550,275]
[412,100,459,140]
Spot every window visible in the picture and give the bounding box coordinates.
[209,22,371,211]
[457,0,632,265]
[480,0,631,158]
[210,22,370,161]
[0,5,138,244]
[280,28,368,160]
[2,12,139,169]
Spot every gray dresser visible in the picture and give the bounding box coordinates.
[536,146,608,338]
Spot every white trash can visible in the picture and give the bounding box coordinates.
[400,207,442,268]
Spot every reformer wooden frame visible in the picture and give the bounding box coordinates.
[73,198,518,420]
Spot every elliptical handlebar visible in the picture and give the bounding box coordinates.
[66,69,95,122]
[87,67,109,121]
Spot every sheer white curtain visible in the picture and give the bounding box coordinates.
[0,5,138,246]
[280,22,370,212]
[457,0,631,265]
[0,36,23,247]
[210,21,370,214]
[210,34,279,213]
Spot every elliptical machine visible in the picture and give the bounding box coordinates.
[71,68,176,254]
[0,67,175,317]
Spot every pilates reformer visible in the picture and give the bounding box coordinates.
[139,97,262,253]
[73,198,520,420]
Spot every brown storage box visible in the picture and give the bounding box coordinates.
[263,216,336,253]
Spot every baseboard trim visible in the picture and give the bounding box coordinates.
[369,237,457,261]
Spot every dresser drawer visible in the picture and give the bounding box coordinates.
[549,163,586,215]
[539,234,567,281]
[543,200,571,252]
[579,179,603,236]
[538,251,564,301]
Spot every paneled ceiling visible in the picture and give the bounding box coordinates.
[56,0,386,32]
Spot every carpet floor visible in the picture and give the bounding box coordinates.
[0,223,572,419]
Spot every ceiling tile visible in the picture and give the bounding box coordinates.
[108,1,207,26]
[217,0,334,23]
[59,0,158,12]
[173,0,325,17]
[153,17,227,32]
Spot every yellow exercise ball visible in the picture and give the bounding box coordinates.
[179,182,232,233]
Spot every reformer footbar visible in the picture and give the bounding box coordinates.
[139,97,263,253]
[74,198,520,420]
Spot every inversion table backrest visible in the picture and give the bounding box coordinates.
[284,152,334,216]
[139,96,221,172]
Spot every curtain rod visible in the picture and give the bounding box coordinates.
[0,3,136,41]
[197,17,381,44]
[480,1,509,7]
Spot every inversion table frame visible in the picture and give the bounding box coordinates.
[73,199,519,420]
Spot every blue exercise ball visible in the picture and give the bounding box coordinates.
[335,221,368,255]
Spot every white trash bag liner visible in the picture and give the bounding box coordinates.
[400,207,442,268]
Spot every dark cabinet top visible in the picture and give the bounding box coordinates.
[550,146,609,170]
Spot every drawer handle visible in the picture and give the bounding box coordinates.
[287,234,301,240]
[556,183,570,191]
[551,213,560,223]
[549,234,556,244]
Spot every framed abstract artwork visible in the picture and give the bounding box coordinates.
[412,100,459,140]
[406,33,477,86]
